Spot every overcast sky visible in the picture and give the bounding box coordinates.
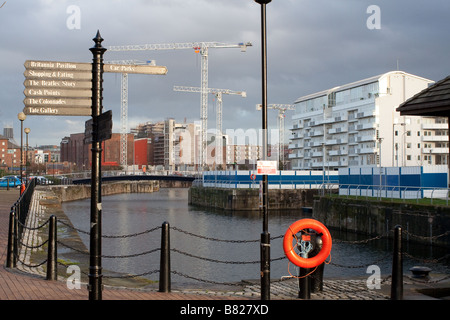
[1,0,450,147]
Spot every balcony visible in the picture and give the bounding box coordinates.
[422,147,448,154]
[356,135,375,142]
[421,123,448,130]
[422,135,448,142]
[328,127,347,134]
[329,149,348,156]
[356,111,375,119]
[358,147,376,154]
[357,122,376,130]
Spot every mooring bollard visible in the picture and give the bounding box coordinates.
[159,221,171,292]
[298,267,311,299]
[298,230,311,299]
[390,225,403,300]
[46,215,57,280]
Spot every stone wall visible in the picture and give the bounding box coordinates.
[47,181,159,202]
[188,186,318,211]
[313,196,450,246]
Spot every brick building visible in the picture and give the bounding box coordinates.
[60,133,134,170]
[0,134,20,172]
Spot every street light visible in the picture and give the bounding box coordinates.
[254,0,272,301]
[24,127,30,183]
[17,112,26,194]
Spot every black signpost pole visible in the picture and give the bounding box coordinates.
[88,30,106,301]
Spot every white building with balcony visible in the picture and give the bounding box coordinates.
[289,71,448,170]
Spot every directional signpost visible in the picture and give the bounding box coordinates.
[103,63,167,75]
[23,60,93,116]
[23,60,167,116]
[22,33,168,301]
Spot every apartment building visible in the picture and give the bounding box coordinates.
[132,119,202,169]
[226,143,261,167]
[289,71,448,170]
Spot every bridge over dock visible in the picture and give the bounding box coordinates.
[72,174,195,188]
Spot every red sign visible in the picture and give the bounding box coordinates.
[257,161,277,175]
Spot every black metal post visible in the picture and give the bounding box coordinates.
[298,230,310,299]
[298,267,311,299]
[13,206,19,266]
[159,221,171,292]
[255,0,272,301]
[6,209,16,268]
[19,114,24,195]
[391,225,403,300]
[88,30,106,301]
[25,130,29,183]
[46,215,57,280]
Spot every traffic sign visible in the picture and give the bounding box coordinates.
[24,87,92,98]
[84,110,112,143]
[24,69,92,80]
[24,60,92,71]
[22,59,168,117]
[23,106,91,116]
[24,97,91,107]
[23,60,93,116]
[24,79,92,89]
[98,110,113,141]
[103,64,168,75]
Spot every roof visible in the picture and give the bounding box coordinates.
[294,71,433,104]
[396,75,450,117]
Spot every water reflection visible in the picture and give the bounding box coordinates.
[62,188,449,285]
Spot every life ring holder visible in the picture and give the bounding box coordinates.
[283,219,332,269]
[250,173,256,180]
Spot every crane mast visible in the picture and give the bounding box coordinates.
[108,41,251,168]
[174,85,246,166]
[257,104,295,168]
[105,59,156,169]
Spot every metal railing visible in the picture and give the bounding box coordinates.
[339,183,450,204]
[195,177,339,191]
[8,204,450,299]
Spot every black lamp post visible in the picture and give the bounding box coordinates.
[24,127,30,183]
[254,0,271,300]
[17,112,26,194]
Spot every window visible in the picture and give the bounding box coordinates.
[417,131,420,136]
[407,155,411,160]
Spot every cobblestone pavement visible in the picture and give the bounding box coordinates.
[174,277,391,300]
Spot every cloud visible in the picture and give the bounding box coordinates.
[1,0,450,147]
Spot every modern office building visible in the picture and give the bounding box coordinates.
[289,71,448,170]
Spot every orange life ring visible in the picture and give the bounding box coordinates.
[283,218,332,269]
[250,173,256,180]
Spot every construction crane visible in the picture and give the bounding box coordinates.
[174,85,246,166]
[105,59,156,169]
[107,41,252,167]
[257,104,295,167]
